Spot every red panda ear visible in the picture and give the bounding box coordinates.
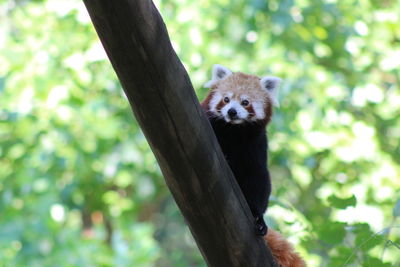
[260,76,281,107]
[204,64,232,88]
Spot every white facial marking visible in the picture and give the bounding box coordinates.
[220,100,249,123]
[226,91,233,98]
[209,92,222,112]
[252,101,265,120]
[240,94,249,101]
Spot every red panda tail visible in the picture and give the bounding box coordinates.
[264,229,306,267]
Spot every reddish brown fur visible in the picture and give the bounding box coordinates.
[201,89,214,110]
[246,105,256,118]
[264,230,306,267]
[262,98,273,125]
[215,100,225,112]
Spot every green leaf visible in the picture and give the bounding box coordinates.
[318,222,346,245]
[329,246,355,266]
[328,195,356,209]
[354,226,383,252]
[361,256,392,267]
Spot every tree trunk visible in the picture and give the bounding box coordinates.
[83,0,277,266]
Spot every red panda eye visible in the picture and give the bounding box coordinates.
[223,97,230,103]
[241,100,249,106]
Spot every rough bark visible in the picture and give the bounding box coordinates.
[83,0,277,266]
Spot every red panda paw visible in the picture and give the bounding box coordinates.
[264,229,306,267]
[255,216,268,236]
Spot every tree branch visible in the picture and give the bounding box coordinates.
[83,0,277,266]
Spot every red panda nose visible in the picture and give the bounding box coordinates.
[228,108,237,118]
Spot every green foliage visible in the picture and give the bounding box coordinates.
[1,0,400,266]
[318,222,347,245]
[328,195,357,209]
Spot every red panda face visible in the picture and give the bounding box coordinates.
[202,65,281,125]
[209,89,265,124]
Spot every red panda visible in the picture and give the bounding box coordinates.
[201,64,305,267]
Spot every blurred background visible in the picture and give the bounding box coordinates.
[1,0,399,266]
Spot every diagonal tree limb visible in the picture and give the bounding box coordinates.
[83,0,277,266]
